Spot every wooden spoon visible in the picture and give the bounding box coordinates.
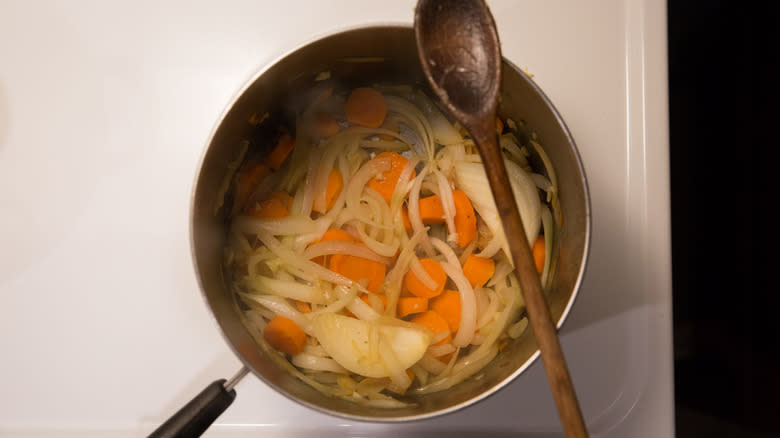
[414,1,588,436]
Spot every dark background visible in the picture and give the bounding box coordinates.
[669,1,780,436]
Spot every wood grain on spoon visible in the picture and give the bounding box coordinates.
[414,1,588,436]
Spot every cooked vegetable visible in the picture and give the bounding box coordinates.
[361,292,388,313]
[314,111,341,138]
[266,134,295,170]
[225,84,556,407]
[418,195,445,224]
[452,189,476,247]
[403,258,447,298]
[312,313,430,378]
[312,168,343,214]
[430,289,462,333]
[367,152,414,203]
[294,300,312,314]
[532,235,545,274]
[236,161,270,210]
[246,197,290,219]
[401,205,412,233]
[462,254,495,288]
[397,296,429,317]
[411,310,452,346]
[345,87,387,128]
[264,316,306,356]
[453,159,540,259]
[329,250,387,294]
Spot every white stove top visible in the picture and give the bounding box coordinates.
[0,0,673,436]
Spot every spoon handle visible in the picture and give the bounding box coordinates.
[473,126,588,438]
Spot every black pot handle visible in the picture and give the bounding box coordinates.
[148,367,249,438]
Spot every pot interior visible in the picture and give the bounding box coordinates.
[191,25,589,421]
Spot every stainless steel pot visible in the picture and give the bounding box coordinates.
[150,25,590,437]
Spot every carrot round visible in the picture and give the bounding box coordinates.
[265,134,295,170]
[314,111,341,138]
[344,87,387,128]
[419,195,445,224]
[311,228,355,266]
[532,234,545,274]
[430,289,461,332]
[411,310,451,346]
[453,189,477,247]
[462,254,495,288]
[329,250,386,293]
[397,296,428,318]
[367,152,414,203]
[263,315,306,356]
[404,258,447,298]
[246,197,289,219]
[236,161,270,210]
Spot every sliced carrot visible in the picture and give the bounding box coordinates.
[401,205,412,234]
[453,189,477,247]
[265,134,295,170]
[314,111,341,138]
[400,283,415,297]
[235,160,270,210]
[379,118,400,141]
[320,228,357,243]
[411,310,451,346]
[294,300,312,314]
[269,191,293,211]
[311,228,355,266]
[496,116,504,135]
[367,152,414,203]
[461,254,495,288]
[263,315,306,356]
[429,289,461,333]
[532,235,545,274]
[360,292,387,312]
[404,258,447,298]
[344,87,387,128]
[246,197,289,219]
[329,250,386,293]
[419,195,446,225]
[397,296,429,318]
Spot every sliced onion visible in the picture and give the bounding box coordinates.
[433,169,457,243]
[417,353,446,375]
[407,166,435,256]
[234,215,320,236]
[529,139,558,196]
[292,354,348,373]
[239,293,313,335]
[427,343,456,358]
[476,288,500,329]
[439,260,477,347]
[244,275,327,304]
[414,345,498,394]
[508,317,529,339]
[303,241,393,265]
